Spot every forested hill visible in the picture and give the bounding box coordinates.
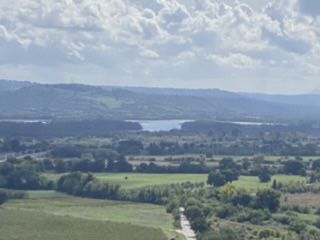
[1,80,320,121]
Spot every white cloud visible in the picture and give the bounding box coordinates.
[139,48,160,59]
[0,0,319,93]
[207,53,260,69]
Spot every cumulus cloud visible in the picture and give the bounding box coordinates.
[0,0,319,93]
[207,53,260,69]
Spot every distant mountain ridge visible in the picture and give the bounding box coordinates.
[0,79,35,92]
[1,79,320,121]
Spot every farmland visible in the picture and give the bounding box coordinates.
[5,192,174,229]
[232,175,307,191]
[96,173,207,189]
[0,190,181,240]
[0,209,167,240]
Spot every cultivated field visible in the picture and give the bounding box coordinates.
[232,175,306,191]
[0,209,167,240]
[1,190,183,240]
[5,191,174,229]
[44,173,207,189]
[95,173,207,189]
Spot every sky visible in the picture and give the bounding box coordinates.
[0,0,320,94]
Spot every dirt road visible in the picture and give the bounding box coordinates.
[179,207,197,240]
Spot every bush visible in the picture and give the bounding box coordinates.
[273,215,290,225]
[0,190,7,205]
[248,209,271,225]
[259,230,273,238]
[314,218,320,229]
[289,219,307,234]
[215,205,238,219]
[200,227,238,240]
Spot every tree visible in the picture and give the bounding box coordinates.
[232,192,253,207]
[312,159,320,170]
[220,169,239,182]
[117,140,144,155]
[254,189,280,212]
[207,171,226,187]
[219,158,237,170]
[259,171,271,183]
[309,171,320,183]
[283,160,306,176]
[185,206,209,233]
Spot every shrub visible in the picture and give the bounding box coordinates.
[200,227,238,240]
[314,218,320,229]
[215,205,238,219]
[289,219,307,234]
[0,190,7,205]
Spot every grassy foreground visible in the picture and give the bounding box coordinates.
[0,209,167,240]
[5,191,174,229]
[0,190,183,240]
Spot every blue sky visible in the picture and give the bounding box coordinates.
[0,0,319,94]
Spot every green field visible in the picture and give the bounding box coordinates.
[5,191,174,229]
[95,173,207,189]
[43,173,207,189]
[232,175,306,191]
[96,97,123,108]
[0,190,184,240]
[44,172,306,191]
[0,209,167,240]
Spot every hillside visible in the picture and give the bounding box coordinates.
[1,80,320,121]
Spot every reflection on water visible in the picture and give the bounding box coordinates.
[129,120,193,132]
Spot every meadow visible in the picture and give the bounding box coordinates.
[232,175,306,191]
[95,173,207,189]
[44,172,306,191]
[1,190,184,240]
[0,209,167,240]
[5,191,174,229]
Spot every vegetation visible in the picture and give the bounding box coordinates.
[0,209,167,240]
[2,113,320,240]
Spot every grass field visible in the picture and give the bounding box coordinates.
[282,193,320,208]
[1,190,184,240]
[96,97,123,108]
[95,173,207,189]
[44,172,306,191]
[232,175,306,191]
[5,191,174,230]
[44,173,207,189]
[0,209,167,240]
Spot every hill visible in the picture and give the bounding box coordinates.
[1,80,320,121]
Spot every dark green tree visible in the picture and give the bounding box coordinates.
[254,189,280,212]
[207,171,226,187]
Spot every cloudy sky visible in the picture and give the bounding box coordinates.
[0,0,320,94]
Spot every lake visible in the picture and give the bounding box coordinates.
[0,119,50,124]
[128,120,193,132]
